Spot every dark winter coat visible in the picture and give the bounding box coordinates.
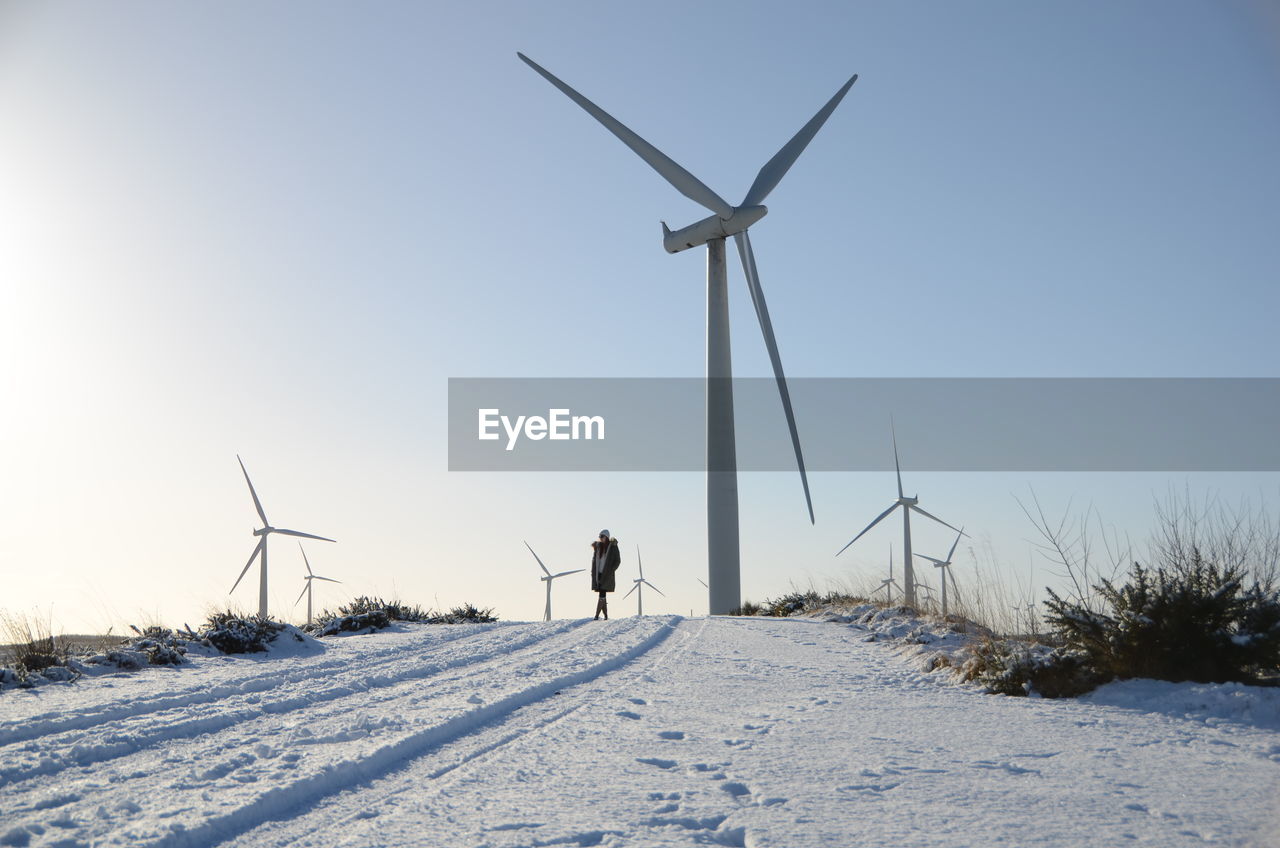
[590,538,622,593]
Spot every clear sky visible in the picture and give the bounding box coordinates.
[2,1,1278,634]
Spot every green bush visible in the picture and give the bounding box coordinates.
[1044,550,1280,685]
[964,639,1105,698]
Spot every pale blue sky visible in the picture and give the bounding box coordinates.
[2,1,1278,632]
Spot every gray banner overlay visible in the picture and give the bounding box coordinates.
[448,378,1280,471]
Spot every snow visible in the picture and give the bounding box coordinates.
[2,616,1278,847]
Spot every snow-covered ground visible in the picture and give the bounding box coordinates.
[2,615,1278,847]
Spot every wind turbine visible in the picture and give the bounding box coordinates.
[914,581,937,609]
[294,544,341,627]
[525,541,585,622]
[623,546,664,616]
[877,544,903,605]
[915,526,964,618]
[519,53,858,615]
[836,428,964,607]
[230,455,336,619]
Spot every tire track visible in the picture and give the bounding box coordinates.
[0,620,584,789]
[143,617,680,848]
[0,622,514,747]
[224,616,708,848]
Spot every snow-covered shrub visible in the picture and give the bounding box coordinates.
[310,597,497,636]
[0,612,73,687]
[438,603,497,624]
[197,611,286,654]
[730,600,763,616]
[127,626,187,665]
[963,639,1104,698]
[1045,550,1280,685]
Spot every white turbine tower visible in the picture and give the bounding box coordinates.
[623,546,664,616]
[836,429,964,607]
[230,455,336,619]
[525,541,585,622]
[877,544,903,605]
[294,544,341,627]
[915,526,964,618]
[519,53,858,614]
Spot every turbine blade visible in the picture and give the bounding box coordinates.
[697,577,708,588]
[551,568,586,579]
[237,455,269,527]
[524,541,552,577]
[734,230,813,524]
[945,527,965,563]
[915,554,946,565]
[272,529,336,543]
[637,545,644,581]
[294,582,309,606]
[643,580,665,597]
[623,583,639,599]
[836,503,898,556]
[909,505,964,536]
[891,422,904,500]
[743,73,858,206]
[312,575,341,584]
[517,53,733,219]
[299,543,313,577]
[230,538,264,594]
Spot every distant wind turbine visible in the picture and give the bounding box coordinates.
[294,544,341,627]
[877,544,903,605]
[915,527,964,618]
[914,582,937,608]
[520,53,858,614]
[525,541,585,622]
[836,428,964,607]
[231,456,335,619]
[623,546,664,616]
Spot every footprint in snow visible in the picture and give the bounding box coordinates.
[636,757,678,769]
[657,731,685,740]
[616,710,641,720]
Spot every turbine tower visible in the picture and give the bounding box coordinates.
[294,544,341,627]
[623,545,664,616]
[519,53,857,614]
[525,541,585,622]
[915,526,964,618]
[836,429,963,607]
[231,456,335,619]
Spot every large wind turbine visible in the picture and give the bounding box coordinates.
[519,53,857,614]
[622,545,664,616]
[525,541,585,622]
[294,544,341,627]
[836,430,964,607]
[915,526,963,618]
[230,456,335,619]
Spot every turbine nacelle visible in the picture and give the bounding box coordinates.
[662,205,767,254]
[897,495,919,507]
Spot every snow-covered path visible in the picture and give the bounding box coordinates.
[2,617,1277,847]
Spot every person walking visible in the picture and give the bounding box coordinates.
[591,529,621,620]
